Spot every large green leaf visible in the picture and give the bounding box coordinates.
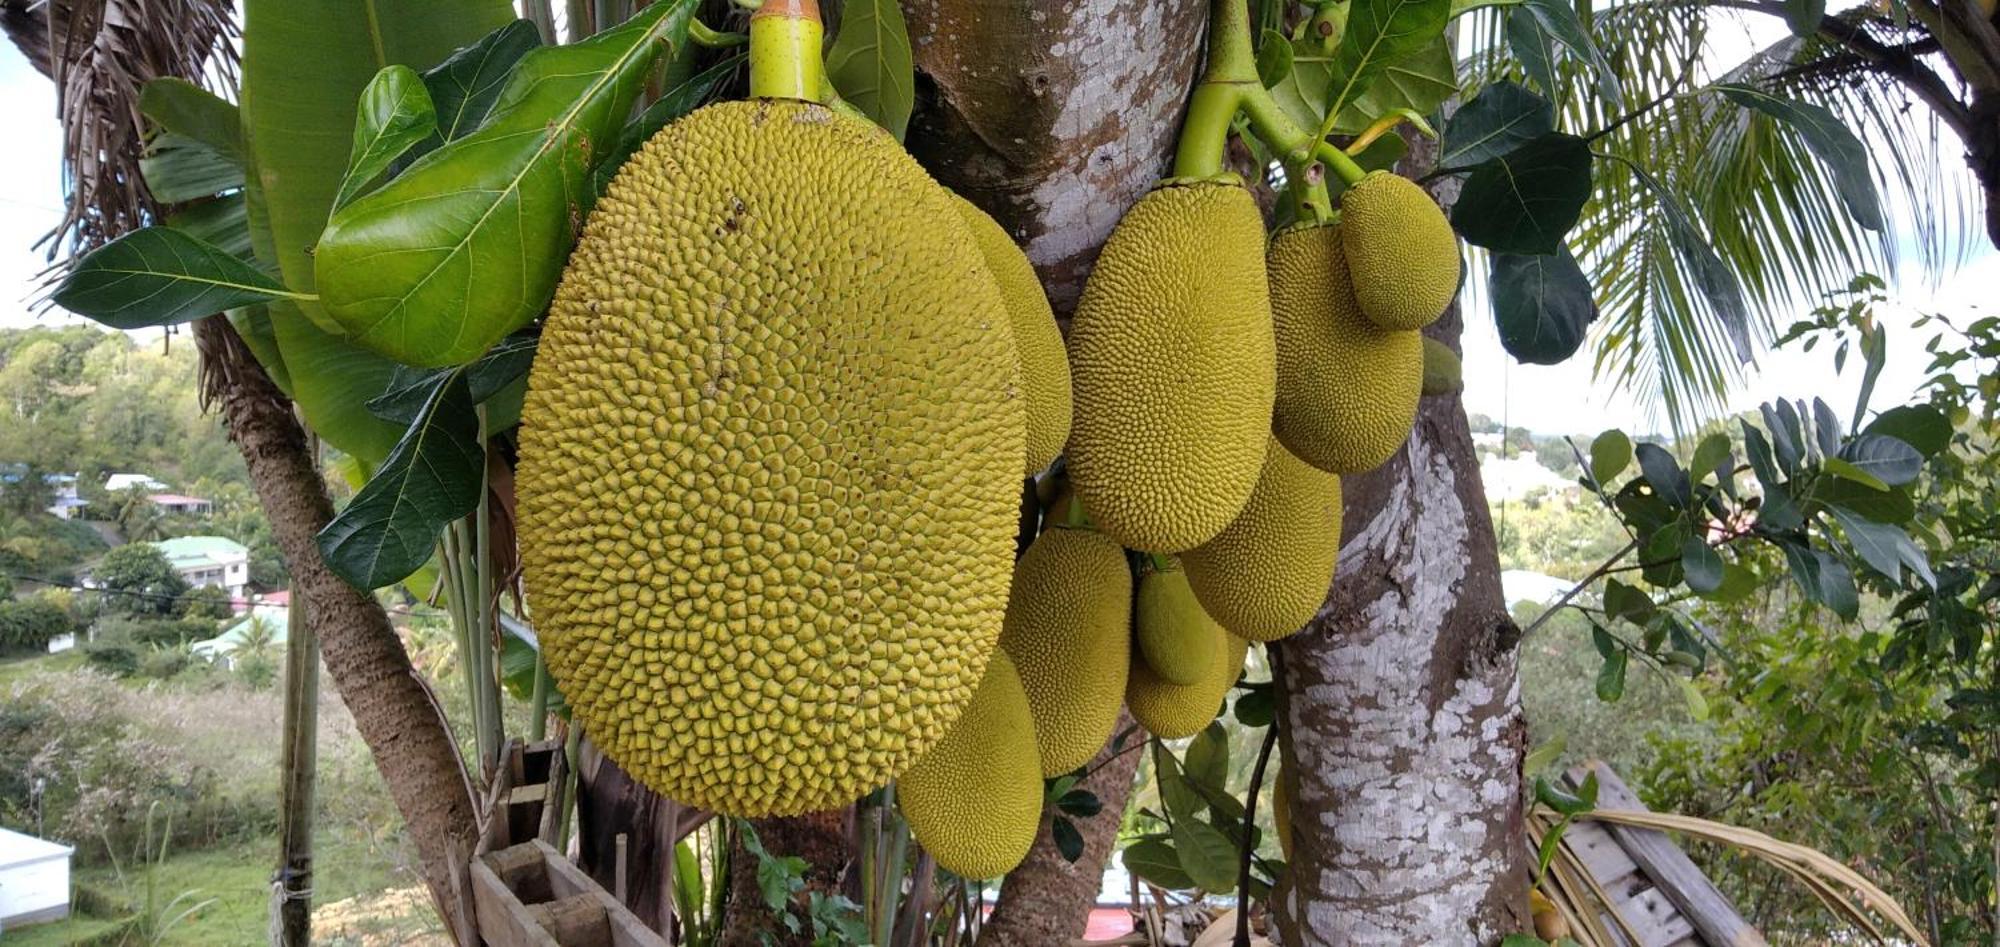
[1489,246,1597,364]
[138,78,244,164]
[167,194,252,260]
[313,0,694,368]
[1323,0,1451,128]
[1440,80,1553,169]
[317,374,483,589]
[1780,539,1858,619]
[1504,5,1557,95]
[1716,83,1883,231]
[52,227,298,329]
[1171,818,1240,893]
[1333,34,1456,135]
[242,0,515,461]
[1122,838,1195,891]
[825,0,915,139]
[1451,133,1593,254]
[424,20,543,144]
[1836,434,1922,486]
[1520,0,1621,104]
[140,134,244,203]
[333,66,438,212]
[1828,506,1933,587]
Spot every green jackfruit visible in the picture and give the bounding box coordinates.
[1421,335,1462,396]
[1135,558,1224,686]
[1127,631,1247,740]
[1272,760,1292,863]
[1340,171,1459,331]
[1182,438,1342,642]
[1066,180,1275,553]
[1001,526,1132,776]
[952,194,1072,474]
[1269,222,1421,475]
[898,651,1041,879]
[517,99,1024,817]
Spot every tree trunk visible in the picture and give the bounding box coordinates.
[1271,136,1531,945]
[193,317,482,943]
[900,3,1201,940]
[274,580,319,947]
[719,809,855,946]
[981,710,1145,946]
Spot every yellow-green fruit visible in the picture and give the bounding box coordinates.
[952,194,1072,474]
[1340,171,1459,331]
[1126,631,1247,740]
[1066,180,1275,553]
[1135,560,1223,686]
[517,100,1024,817]
[898,651,1041,879]
[1001,527,1132,776]
[1269,223,1422,475]
[1421,335,1462,396]
[1181,438,1342,642]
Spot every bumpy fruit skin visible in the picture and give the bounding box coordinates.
[1066,180,1275,553]
[1340,171,1459,331]
[1181,438,1342,641]
[517,100,1024,817]
[1126,631,1247,740]
[1420,335,1462,396]
[952,194,1072,474]
[1269,222,1422,475]
[1002,527,1132,775]
[1135,560,1223,686]
[898,651,1041,879]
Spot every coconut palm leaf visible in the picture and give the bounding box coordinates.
[1461,1,1982,432]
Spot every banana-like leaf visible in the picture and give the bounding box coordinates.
[138,78,243,165]
[52,227,300,329]
[241,0,515,461]
[140,133,244,203]
[314,0,696,368]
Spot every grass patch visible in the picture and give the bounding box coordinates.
[0,650,85,688]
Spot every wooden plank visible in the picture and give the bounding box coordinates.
[530,840,665,947]
[1613,886,1696,947]
[1572,762,1768,947]
[1563,818,1642,887]
[526,893,614,947]
[471,860,561,947]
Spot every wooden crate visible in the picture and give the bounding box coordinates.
[471,840,665,947]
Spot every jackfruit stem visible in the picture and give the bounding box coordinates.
[1172,0,1256,178]
[748,0,824,101]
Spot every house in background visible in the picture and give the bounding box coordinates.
[0,827,74,929]
[44,475,85,520]
[147,493,213,515]
[152,535,251,599]
[103,472,166,493]
[192,597,289,667]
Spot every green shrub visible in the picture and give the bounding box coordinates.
[176,585,232,620]
[0,597,71,654]
[137,646,189,680]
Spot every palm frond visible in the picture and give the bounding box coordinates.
[39,0,237,259]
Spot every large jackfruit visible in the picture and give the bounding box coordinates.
[517,100,1024,817]
[1001,526,1131,776]
[1066,180,1275,553]
[952,194,1072,474]
[1135,558,1224,686]
[1181,438,1342,642]
[1126,631,1247,740]
[898,651,1041,879]
[1269,222,1421,475]
[1340,171,1459,331]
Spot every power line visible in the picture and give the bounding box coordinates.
[0,569,432,618]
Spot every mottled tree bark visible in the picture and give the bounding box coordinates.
[1271,136,1531,945]
[192,318,481,943]
[903,2,1203,943]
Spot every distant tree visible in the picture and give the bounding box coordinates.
[1533,436,1580,476]
[177,584,232,620]
[0,571,13,602]
[0,597,70,654]
[92,544,188,617]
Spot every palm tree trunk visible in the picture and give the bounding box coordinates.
[193,317,482,943]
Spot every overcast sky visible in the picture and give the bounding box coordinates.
[0,18,1992,439]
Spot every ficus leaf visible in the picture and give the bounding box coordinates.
[824,0,915,139]
[333,65,439,212]
[423,19,543,144]
[1490,245,1597,364]
[53,227,300,329]
[313,0,695,368]
[316,374,483,589]
[1452,133,1593,255]
[1323,0,1451,128]
[1440,79,1552,169]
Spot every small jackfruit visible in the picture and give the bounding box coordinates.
[1001,526,1132,776]
[1269,222,1422,475]
[1135,559,1224,686]
[517,100,1024,817]
[1126,631,1247,740]
[1271,761,1292,863]
[1339,171,1459,331]
[953,194,1072,474]
[1066,180,1275,553]
[1420,335,1462,396]
[1181,438,1341,642]
[898,651,1041,879]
